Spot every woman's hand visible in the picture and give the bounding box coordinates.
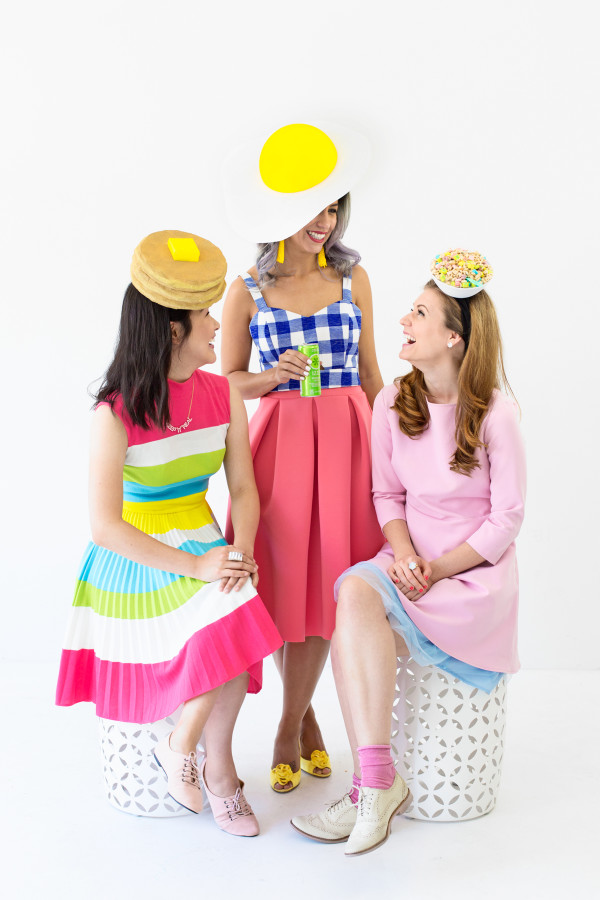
[193,545,258,594]
[272,349,311,385]
[220,545,260,594]
[388,554,432,601]
[220,561,260,594]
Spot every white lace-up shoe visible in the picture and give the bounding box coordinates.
[345,774,412,856]
[290,792,358,843]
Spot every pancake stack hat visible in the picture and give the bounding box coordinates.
[430,248,493,298]
[131,230,227,309]
[222,121,370,242]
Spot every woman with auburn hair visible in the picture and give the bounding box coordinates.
[292,252,526,856]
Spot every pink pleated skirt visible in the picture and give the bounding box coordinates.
[227,386,383,641]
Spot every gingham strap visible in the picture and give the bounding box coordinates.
[242,273,268,310]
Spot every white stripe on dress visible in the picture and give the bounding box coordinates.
[148,522,224,547]
[62,580,259,663]
[125,423,229,467]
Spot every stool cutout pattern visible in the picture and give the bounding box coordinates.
[391,658,507,821]
[98,712,205,818]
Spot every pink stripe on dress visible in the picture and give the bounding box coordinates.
[56,594,282,722]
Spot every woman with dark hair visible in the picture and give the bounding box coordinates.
[221,123,384,792]
[56,231,282,836]
[292,252,526,855]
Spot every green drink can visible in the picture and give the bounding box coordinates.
[299,343,321,397]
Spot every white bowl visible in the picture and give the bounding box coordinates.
[432,276,487,298]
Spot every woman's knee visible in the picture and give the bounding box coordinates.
[336,576,386,626]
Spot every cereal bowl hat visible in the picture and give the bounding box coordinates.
[222,121,370,243]
[430,248,493,298]
[130,230,227,310]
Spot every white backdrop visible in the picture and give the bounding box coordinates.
[1,0,597,669]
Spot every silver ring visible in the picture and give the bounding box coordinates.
[408,561,417,571]
[228,550,243,562]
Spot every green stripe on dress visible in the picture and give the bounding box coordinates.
[72,574,209,619]
[123,448,226,485]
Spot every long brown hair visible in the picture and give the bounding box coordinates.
[94,284,192,430]
[392,280,514,475]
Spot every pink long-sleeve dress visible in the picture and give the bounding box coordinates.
[335,383,526,691]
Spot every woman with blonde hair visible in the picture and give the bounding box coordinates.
[292,251,526,856]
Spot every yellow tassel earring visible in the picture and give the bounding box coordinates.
[277,240,285,264]
[318,246,327,268]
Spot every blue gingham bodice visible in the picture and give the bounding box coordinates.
[244,272,361,392]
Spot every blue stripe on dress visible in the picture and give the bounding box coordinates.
[178,538,227,555]
[123,475,210,502]
[78,538,228,592]
[335,562,504,694]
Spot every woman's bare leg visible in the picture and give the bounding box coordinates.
[330,634,361,777]
[170,686,222,755]
[271,636,330,789]
[273,641,330,771]
[202,673,249,796]
[334,576,397,746]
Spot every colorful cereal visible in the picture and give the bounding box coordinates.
[431,249,493,290]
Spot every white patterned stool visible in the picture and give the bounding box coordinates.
[391,657,507,821]
[98,711,205,817]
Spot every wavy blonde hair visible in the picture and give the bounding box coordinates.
[392,280,515,475]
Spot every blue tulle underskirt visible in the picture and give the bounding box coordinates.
[335,562,504,694]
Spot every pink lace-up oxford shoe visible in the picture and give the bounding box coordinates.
[153,734,203,814]
[201,758,260,837]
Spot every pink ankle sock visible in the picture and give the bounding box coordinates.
[357,744,396,790]
[349,773,361,805]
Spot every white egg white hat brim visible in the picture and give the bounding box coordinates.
[222,121,370,244]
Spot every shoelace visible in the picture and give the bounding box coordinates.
[181,750,200,786]
[357,788,374,817]
[328,793,352,813]
[225,787,252,818]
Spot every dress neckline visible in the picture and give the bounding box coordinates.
[427,398,457,408]
[245,271,354,320]
[167,369,199,387]
[250,297,361,325]
[261,298,343,318]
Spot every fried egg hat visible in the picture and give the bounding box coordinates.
[222,122,370,243]
[131,230,227,310]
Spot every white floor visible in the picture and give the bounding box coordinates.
[3,662,599,900]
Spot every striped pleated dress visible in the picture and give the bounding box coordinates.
[56,369,282,724]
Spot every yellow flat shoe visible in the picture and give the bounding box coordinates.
[270,763,301,793]
[300,750,332,778]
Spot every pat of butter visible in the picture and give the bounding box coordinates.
[168,238,200,262]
